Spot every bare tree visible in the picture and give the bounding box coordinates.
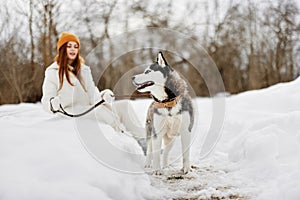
[35,0,60,67]
[269,0,298,82]
[0,0,299,104]
[207,0,299,93]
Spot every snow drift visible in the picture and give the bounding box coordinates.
[1,78,300,199]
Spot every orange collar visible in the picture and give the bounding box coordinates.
[153,96,180,108]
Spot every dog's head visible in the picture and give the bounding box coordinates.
[132,52,174,99]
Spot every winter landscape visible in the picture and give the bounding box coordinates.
[1,0,300,199]
[1,77,300,200]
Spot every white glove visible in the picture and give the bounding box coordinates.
[50,96,60,112]
[100,89,115,104]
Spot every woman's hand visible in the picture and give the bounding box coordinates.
[50,96,60,112]
[100,89,115,104]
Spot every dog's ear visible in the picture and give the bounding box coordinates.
[157,52,168,67]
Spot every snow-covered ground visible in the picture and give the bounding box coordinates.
[1,78,300,200]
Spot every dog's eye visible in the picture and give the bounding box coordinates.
[145,70,151,74]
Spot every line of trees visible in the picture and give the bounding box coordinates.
[0,0,299,104]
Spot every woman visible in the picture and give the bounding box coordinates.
[41,32,145,141]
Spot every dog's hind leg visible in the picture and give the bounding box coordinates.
[162,134,175,168]
[181,130,191,174]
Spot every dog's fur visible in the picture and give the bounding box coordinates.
[132,52,194,175]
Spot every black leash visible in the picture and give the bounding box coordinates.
[50,93,151,118]
[50,98,105,117]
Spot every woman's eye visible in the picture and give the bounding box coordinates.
[67,45,78,49]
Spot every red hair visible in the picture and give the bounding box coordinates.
[55,43,86,91]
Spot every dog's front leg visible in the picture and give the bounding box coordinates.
[181,131,191,174]
[152,134,163,175]
[144,139,152,168]
[162,134,175,168]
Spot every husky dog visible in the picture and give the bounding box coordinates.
[132,52,194,175]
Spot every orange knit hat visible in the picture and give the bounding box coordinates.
[57,32,80,51]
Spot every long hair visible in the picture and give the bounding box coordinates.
[55,43,86,91]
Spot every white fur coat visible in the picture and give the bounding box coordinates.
[41,62,100,113]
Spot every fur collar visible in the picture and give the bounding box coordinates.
[152,95,180,108]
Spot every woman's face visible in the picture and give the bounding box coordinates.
[66,41,79,63]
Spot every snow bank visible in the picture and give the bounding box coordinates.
[0,103,160,200]
[216,78,300,199]
[1,78,300,199]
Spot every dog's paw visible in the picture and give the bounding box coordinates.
[144,160,152,168]
[162,159,169,168]
[144,163,152,168]
[153,169,162,175]
[181,166,191,174]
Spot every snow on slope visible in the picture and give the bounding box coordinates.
[0,104,161,200]
[1,78,300,199]
[211,79,300,200]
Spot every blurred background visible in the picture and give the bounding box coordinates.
[0,0,299,104]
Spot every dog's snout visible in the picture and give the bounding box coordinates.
[131,76,135,81]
